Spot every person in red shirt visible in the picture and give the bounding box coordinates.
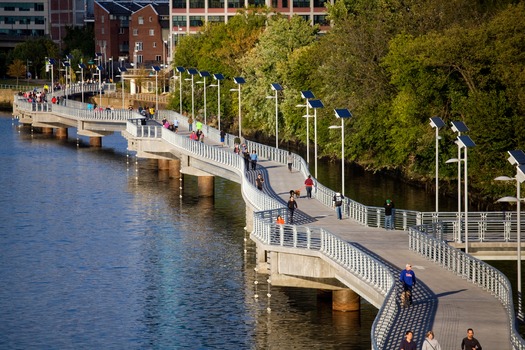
[304,175,314,199]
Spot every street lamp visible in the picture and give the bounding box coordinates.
[430,116,446,212]
[448,121,470,243]
[495,150,525,321]
[78,63,86,104]
[109,57,113,82]
[152,65,161,117]
[185,68,199,122]
[328,109,353,196]
[457,134,476,254]
[210,73,224,131]
[47,58,55,100]
[118,66,127,110]
[176,66,185,115]
[96,64,104,107]
[230,77,246,139]
[266,83,283,149]
[197,70,210,124]
[296,90,315,165]
[307,99,324,179]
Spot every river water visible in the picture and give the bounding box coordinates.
[0,113,522,348]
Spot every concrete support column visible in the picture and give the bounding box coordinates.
[158,159,170,170]
[169,159,181,178]
[245,205,253,232]
[42,127,53,134]
[333,289,360,312]
[89,136,102,147]
[56,127,68,139]
[197,176,214,197]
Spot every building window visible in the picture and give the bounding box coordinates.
[101,15,104,23]
[228,0,241,8]
[119,27,125,34]
[172,16,186,27]
[35,17,45,24]
[101,27,105,34]
[209,0,223,8]
[133,29,138,36]
[149,29,154,36]
[313,0,327,7]
[208,16,224,23]
[137,55,143,63]
[293,0,309,7]
[172,0,185,8]
[189,16,204,26]
[138,16,144,24]
[149,16,152,22]
[136,42,143,51]
[155,55,161,61]
[313,15,328,25]
[248,0,265,6]
[34,3,44,11]
[190,0,205,8]
[153,42,157,48]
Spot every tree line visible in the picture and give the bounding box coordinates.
[172,0,525,206]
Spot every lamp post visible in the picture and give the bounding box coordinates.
[197,70,210,124]
[152,66,160,117]
[78,63,86,104]
[266,83,283,149]
[48,58,55,100]
[210,73,224,131]
[118,66,127,110]
[96,64,103,107]
[430,117,446,212]
[495,150,525,321]
[185,68,199,122]
[449,121,470,243]
[328,109,353,196]
[230,77,246,139]
[109,57,113,82]
[176,66,185,115]
[456,134,476,254]
[297,90,315,165]
[307,99,324,179]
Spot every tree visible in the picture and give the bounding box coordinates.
[7,59,26,88]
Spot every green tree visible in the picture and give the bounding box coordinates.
[63,26,95,57]
[7,59,26,87]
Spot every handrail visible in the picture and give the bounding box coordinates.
[409,224,525,350]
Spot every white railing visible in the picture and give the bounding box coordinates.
[409,224,525,350]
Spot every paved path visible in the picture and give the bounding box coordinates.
[170,123,512,349]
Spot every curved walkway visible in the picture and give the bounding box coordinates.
[172,124,511,349]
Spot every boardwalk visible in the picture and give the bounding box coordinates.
[176,127,510,349]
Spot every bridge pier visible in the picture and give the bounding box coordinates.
[333,289,360,312]
[56,127,68,139]
[198,176,214,197]
[42,127,53,135]
[169,159,181,178]
[89,137,102,147]
[158,159,169,170]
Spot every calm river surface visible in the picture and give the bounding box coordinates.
[0,113,522,348]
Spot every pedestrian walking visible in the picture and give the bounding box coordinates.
[243,150,251,172]
[196,120,203,131]
[188,116,193,131]
[287,196,298,224]
[461,328,482,350]
[333,192,344,220]
[422,331,442,350]
[287,151,293,172]
[250,150,258,171]
[276,215,285,225]
[304,175,314,199]
[400,264,416,306]
[220,129,226,146]
[399,331,416,350]
[255,173,264,191]
[384,199,395,230]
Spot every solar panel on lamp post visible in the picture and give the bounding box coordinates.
[152,66,161,118]
[78,63,86,104]
[230,77,245,140]
[329,109,352,197]
[448,121,470,243]
[266,83,283,149]
[197,70,210,125]
[118,66,127,110]
[209,73,224,132]
[307,99,324,179]
[298,90,315,166]
[175,66,185,115]
[185,68,199,124]
[430,116,446,212]
[456,134,475,254]
[496,150,525,321]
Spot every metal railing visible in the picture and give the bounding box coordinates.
[409,224,525,350]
